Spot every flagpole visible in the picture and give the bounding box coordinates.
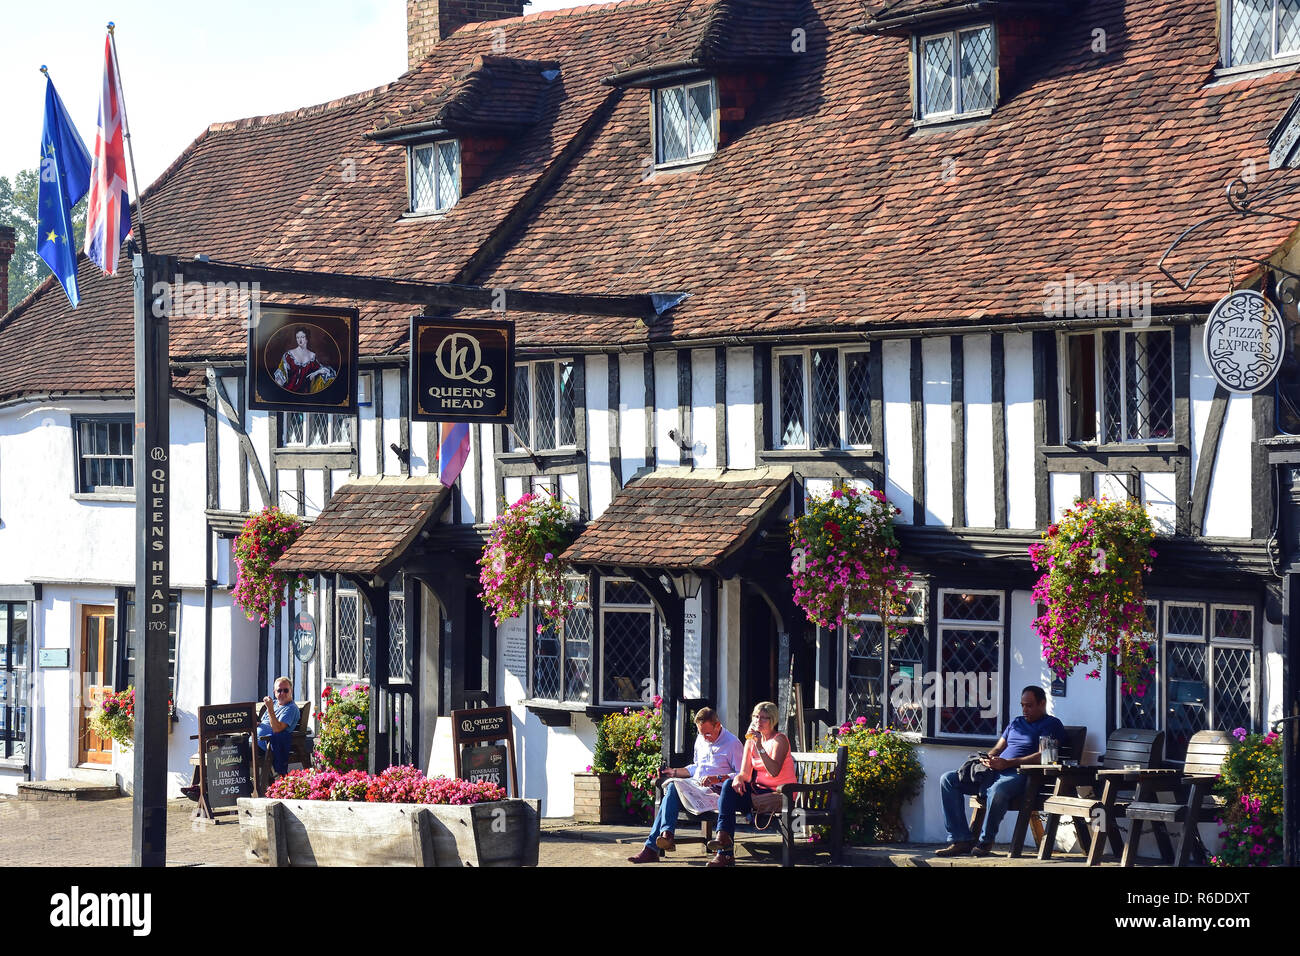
[106,22,149,255]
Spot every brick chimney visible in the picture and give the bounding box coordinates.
[408,0,529,68]
[0,225,16,317]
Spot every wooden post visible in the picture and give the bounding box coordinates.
[131,251,170,867]
[359,581,392,774]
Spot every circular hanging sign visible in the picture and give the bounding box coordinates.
[293,611,317,664]
[1203,290,1285,393]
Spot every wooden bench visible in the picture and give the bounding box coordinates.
[653,746,848,866]
[967,724,1087,857]
[1036,728,1165,865]
[1121,729,1234,867]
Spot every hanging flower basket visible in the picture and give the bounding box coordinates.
[233,506,312,626]
[478,492,578,630]
[1028,497,1157,694]
[89,687,135,750]
[789,488,914,634]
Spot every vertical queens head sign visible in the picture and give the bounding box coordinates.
[411,317,514,423]
[1203,290,1285,393]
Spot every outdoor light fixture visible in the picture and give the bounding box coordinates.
[658,571,703,601]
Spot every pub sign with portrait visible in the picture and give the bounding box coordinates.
[248,303,360,414]
[410,316,514,424]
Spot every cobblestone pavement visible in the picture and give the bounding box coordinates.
[0,796,1094,867]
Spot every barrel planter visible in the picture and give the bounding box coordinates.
[238,797,540,866]
[572,771,623,823]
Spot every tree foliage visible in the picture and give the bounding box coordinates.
[0,167,86,309]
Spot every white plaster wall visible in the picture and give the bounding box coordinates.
[1203,394,1253,538]
[479,424,497,523]
[1004,333,1036,529]
[1189,323,1215,492]
[559,473,580,511]
[1141,472,1176,534]
[302,470,327,519]
[410,420,431,476]
[654,352,679,467]
[923,337,953,526]
[805,478,834,500]
[504,476,525,506]
[358,393,378,477]
[881,339,914,519]
[458,424,480,524]
[332,469,350,494]
[382,369,402,475]
[726,347,755,470]
[619,354,646,482]
[585,355,612,520]
[1097,473,1126,502]
[1051,473,1082,520]
[276,468,300,514]
[1264,621,1283,727]
[691,349,716,468]
[963,334,995,528]
[246,409,271,509]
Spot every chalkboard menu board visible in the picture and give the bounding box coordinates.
[205,736,255,808]
[451,706,518,797]
[461,744,508,789]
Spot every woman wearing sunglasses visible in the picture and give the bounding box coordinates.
[706,700,796,866]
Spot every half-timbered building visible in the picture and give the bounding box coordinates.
[3,0,1300,847]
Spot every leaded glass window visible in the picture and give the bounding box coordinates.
[279,413,352,448]
[655,79,716,166]
[600,578,656,705]
[509,361,577,452]
[1063,329,1173,444]
[410,140,461,214]
[1227,0,1300,66]
[530,577,592,704]
[936,590,1003,738]
[773,347,872,450]
[842,588,927,734]
[918,25,995,120]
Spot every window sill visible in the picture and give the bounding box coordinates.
[399,209,455,221]
[1210,55,1300,86]
[72,492,135,503]
[760,448,877,459]
[1041,442,1181,455]
[650,156,713,176]
[912,109,994,133]
[0,756,27,771]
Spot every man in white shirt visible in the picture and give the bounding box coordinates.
[627,707,745,863]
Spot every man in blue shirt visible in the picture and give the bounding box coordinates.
[627,706,745,863]
[256,677,299,779]
[937,685,1066,858]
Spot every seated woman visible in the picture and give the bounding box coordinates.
[706,700,796,867]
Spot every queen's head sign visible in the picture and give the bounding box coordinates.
[1203,290,1285,393]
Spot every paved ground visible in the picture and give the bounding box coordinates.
[0,794,1102,867]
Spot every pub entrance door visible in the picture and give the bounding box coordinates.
[738,590,779,736]
[79,605,116,765]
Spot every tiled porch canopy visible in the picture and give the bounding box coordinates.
[275,476,449,581]
[563,467,791,572]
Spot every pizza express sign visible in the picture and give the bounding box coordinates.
[1203,290,1286,393]
[411,317,514,423]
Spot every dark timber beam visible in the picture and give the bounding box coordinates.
[158,256,673,319]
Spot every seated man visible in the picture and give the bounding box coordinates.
[627,707,745,864]
[256,677,298,780]
[937,684,1066,858]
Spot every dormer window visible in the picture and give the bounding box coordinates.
[409,140,461,214]
[1224,1,1300,67]
[917,24,995,121]
[654,79,717,167]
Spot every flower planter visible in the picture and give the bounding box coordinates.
[238,797,540,867]
[572,771,623,824]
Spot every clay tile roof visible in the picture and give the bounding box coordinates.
[370,55,563,138]
[855,0,1069,32]
[564,467,791,571]
[275,477,448,578]
[604,0,811,87]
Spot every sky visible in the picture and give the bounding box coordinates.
[0,0,596,191]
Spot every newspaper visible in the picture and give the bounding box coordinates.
[670,777,722,814]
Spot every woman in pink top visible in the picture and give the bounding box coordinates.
[706,701,795,867]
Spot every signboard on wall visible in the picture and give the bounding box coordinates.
[1203,290,1285,393]
[451,706,519,797]
[410,316,514,423]
[247,303,360,414]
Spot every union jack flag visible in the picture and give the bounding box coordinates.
[84,34,131,275]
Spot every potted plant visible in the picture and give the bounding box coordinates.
[573,716,622,823]
[1028,497,1157,693]
[821,719,925,844]
[240,764,540,866]
[1211,728,1283,867]
[789,487,914,635]
[314,683,369,771]
[233,506,312,626]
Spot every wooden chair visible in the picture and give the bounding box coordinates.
[772,746,848,866]
[254,700,314,790]
[967,724,1087,857]
[1036,728,1165,865]
[1121,729,1234,867]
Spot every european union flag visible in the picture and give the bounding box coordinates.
[38,73,92,308]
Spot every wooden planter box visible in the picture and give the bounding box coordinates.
[238,797,540,867]
[573,771,623,823]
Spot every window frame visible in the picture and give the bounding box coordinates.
[72,415,135,496]
[277,412,354,450]
[771,345,873,451]
[408,139,462,215]
[839,587,928,733]
[934,588,1005,740]
[915,23,997,122]
[1111,595,1260,762]
[652,78,719,169]
[1222,0,1300,68]
[508,359,577,453]
[328,576,407,683]
[597,577,658,707]
[1059,327,1175,445]
[528,576,594,705]
[0,602,30,762]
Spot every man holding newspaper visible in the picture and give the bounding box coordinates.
[627,707,746,864]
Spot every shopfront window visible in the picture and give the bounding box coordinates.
[0,603,29,760]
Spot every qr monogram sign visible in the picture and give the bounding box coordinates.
[411,317,514,423]
[1203,290,1285,393]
